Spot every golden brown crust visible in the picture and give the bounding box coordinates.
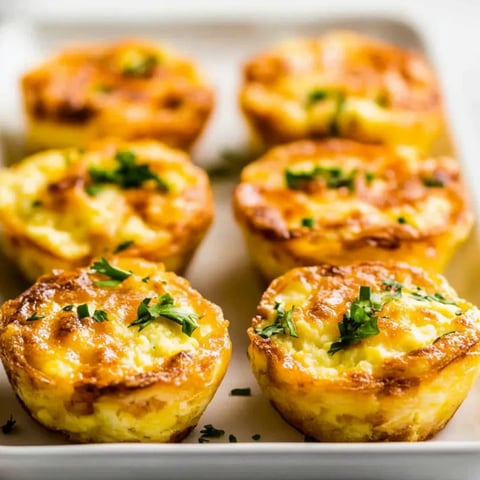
[233,139,473,279]
[22,39,214,150]
[0,257,231,442]
[247,262,480,441]
[0,139,214,281]
[240,31,447,152]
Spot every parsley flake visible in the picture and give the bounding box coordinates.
[286,165,357,191]
[62,305,74,311]
[26,312,45,322]
[229,434,238,443]
[114,240,135,253]
[91,257,132,287]
[122,53,158,77]
[77,304,91,319]
[230,388,251,397]
[301,217,315,228]
[328,286,383,354]
[306,89,345,135]
[397,216,407,224]
[1,415,16,434]
[129,293,199,336]
[410,291,457,306]
[252,434,261,441]
[256,303,297,339]
[198,424,225,443]
[87,150,169,195]
[92,309,109,323]
[423,177,444,188]
[433,331,458,344]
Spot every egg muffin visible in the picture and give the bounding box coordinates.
[0,139,213,282]
[22,39,214,151]
[233,139,472,281]
[0,257,231,442]
[240,31,447,153]
[248,261,480,442]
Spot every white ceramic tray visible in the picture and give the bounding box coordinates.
[1,1,480,479]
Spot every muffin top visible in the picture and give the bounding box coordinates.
[249,262,480,385]
[22,39,214,144]
[0,139,213,264]
[0,257,230,392]
[234,139,472,248]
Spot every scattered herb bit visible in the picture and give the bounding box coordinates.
[301,217,315,228]
[382,278,403,294]
[304,435,317,442]
[198,424,225,443]
[129,293,199,336]
[329,92,346,136]
[1,415,16,434]
[433,331,458,344]
[285,165,357,191]
[306,89,346,136]
[95,84,113,93]
[91,257,132,287]
[422,177,444,188]
[229,434,238,443]
[256,303,297,339]
[31,199,43,207]
[251,434,261,441]
[230,388,251,397]
[410,291,457,306]
[87,150,169,194]
[92,309,109,323]
[375,93,389,107]
[328,286,384,355]
[365,172,376,184]
[456,311,463,316]
[62,305,74,311]
[307,88,329,105]
[114,240,135,254]
[26,312,45,321]
[141,276,150,283]
[397,216,407,224]
[85,184,104,197]
[122,53,158,77]
[77,304,91,319]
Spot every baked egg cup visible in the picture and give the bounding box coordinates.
[233,139,473,282]
[240,31,448,153]
[0,139,214,282]
[22,39,214,152]
[0,256,231,443]
[248,261,480,442]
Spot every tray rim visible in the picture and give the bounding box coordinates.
[1,0,480,462]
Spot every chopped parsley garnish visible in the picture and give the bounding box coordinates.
[301,217,315,228]
[256,303,297,339]
[129,293,199,336]
[122,53,158,77]
[198,424,225,443]
[1,415,16,434]
[141,276,150,283]
[328,286,383,355]
[230,388,251,397]
[252,434,261,441]
[433,331,457,344]
[375,93,389,107]
[32,199,43,207]
[92,309,109,323]
[410,291,457,306]
[422,177,444,188]
[397,216,407,224]
[382,278,403,295]
[26,312,45,321]
[87,150,169,195]
[114,240,135,253]
[62,305,74,311]
[91,257,132,287]
[285,165,357,191]
[95,84,113,93]
[306,89,346,136]
[77,304,91,319]
[228,434,238,443]
[365,172,376,184]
